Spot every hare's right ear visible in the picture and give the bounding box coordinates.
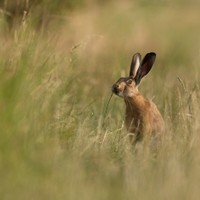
[129,53,141,77]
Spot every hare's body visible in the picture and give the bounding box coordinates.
[112,52,164,144]
[124,94,164,143]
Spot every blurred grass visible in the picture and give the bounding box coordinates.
[0,1,200,200]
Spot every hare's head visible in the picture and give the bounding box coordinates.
[112,52,156,98]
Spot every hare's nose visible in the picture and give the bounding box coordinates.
[112,84,119,94]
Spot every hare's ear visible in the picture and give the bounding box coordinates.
[129,53,141,77]
[135,52,156,85]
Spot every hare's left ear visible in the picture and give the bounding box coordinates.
[135,52,156,85]
[129,53,141,77]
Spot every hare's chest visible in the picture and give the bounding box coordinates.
[125,110,144,134]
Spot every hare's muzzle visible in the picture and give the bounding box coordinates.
[112,84,119,95]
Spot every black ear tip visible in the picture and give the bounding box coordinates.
[149,52,156,57]
[135,52,141,55]
[133,52,141,58]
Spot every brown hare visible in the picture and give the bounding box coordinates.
[112,52,164,144]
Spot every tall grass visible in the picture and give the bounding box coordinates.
[0,1,200,200]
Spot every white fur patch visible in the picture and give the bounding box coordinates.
[133,57,140,77]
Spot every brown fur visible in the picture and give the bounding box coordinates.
[124,93,164,143]
[112,52,164,144]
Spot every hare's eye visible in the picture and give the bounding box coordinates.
[126,79,133,85]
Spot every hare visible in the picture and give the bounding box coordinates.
[112,52,164,144]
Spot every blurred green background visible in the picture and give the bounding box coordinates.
[0,0,200,200]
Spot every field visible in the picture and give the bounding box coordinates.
[1,1,200,199]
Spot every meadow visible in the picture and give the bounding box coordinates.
[0,0,200,199]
